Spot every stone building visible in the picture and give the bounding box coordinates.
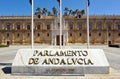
[0,16,120,45]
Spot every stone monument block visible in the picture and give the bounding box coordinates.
[12,49,109,75]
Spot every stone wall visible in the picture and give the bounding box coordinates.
[0,16,120,45]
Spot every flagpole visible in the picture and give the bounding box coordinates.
[86,0,90,49]
[31,0,34,49]
[60,0,62,49]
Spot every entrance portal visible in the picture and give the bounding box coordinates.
[56,35,63,45]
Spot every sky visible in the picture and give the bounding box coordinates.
[0,0,120,16]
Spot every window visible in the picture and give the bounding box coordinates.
[37,25,40,29]
[28,33,30,37]
[17,25,20,30]
[118,33,120,36]
[78,25,82,30]
[108,33,111,37]
[98,24,102,30]
[70,33,72,36]
[38,33,40,37]
[99,33,101,36]
[17,33,20,37]
[47,24,50,30]
[89,33,91,36]
[27,25,30,30]
[7,25,10,30]
[118,25,120,30]
[79,33,82,36]
[7,33,9,37]
[108,24,111,30]
[89,25,92,30]
[47,33,49,37]
[69,24,73,30]
[58,23,60,28]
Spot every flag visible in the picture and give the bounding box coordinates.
[57,0,60,6]
[29,0,60,5]
[57,0,60,3]
[29,0,32,5]
[88,0,90,6]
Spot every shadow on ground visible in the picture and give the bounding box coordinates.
[0,63,12,74]
[2,67,11,74]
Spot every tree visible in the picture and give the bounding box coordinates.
[69,9,73,16]
[75,9,85,18]
[52,7,58,16]
[75,9,79,14]
[64,12,68,16]
[48,11,53,16]
[71,11,76,16]
[81,10,85,15]
[64,7,69,16]
[42,8,48,16]
[36,7,42,13]
[35,7,42,18]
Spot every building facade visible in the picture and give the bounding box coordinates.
[0,16,120,45]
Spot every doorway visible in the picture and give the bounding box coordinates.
[56,35,63,45]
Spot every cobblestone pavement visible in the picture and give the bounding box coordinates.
[0,44,120,79]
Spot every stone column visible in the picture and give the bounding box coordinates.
[13,23,15,30]
[12,33,15,45]
[55,35,56,46]
[67,31,68,45]
[22,22,25,30]
[2,33,5,45]
[2,23,5,30]
[113,20,116,30]
[22,33,25,44]
[64,34,66,46]
[51,32,53,45]
[51,21,53,45]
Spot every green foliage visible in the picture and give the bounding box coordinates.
[34,7,85,17]
[0,45,9,48]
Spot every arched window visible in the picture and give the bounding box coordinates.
[79,33,82,36]
[38,33,40,37]
[17,33,20,37]
[17,25,20,30]
[97,24,102,30]
[70,33,72,36]
[118,33,120,36]
[27,25,30,30]
[6,25,10,30]
[108,33,111,37]
[37,25,41,29]
[78,25,82,30]
[107,24,111,30]
[58,23,60,28]
[69,24,73,30]
[47,33,49,37]
[7,33,9,37]
[47,24,50,30]
[27,33,30,37]
[89,25,92,30]
[89,33,91,36]
[118,24,120,30]
[99,33,101,37]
